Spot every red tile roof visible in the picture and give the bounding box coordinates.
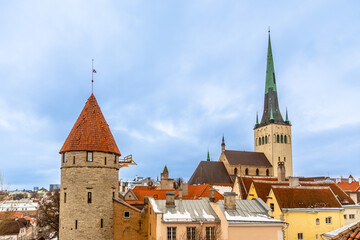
[271,186,342,209]
[60,94,120,155]
[237,176,279,199]
[175,184,224,201]
[252,180,288,202]
[337,181,360,192]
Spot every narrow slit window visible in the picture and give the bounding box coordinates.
[101,219,103,228]
[114,154,117,164]
[73,156,75,165]
[87,151,93,162]
[62,153,66,163]
[75,220,77,230]
[64,192,66,203]
[88,192,92,203]
[105,157,107,165]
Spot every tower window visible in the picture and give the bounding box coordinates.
[87,151,93,162]
[262,137,264,145]
[75,220,77,230]
[284,157,286,162]
[73,156,75,165]
[284,135,287,144]
[88,192,92,203]
[62,153,66,163]
[258,138,261,146]
[277,135,280,143]
[278,157,280,162]
[245,168,249,175]
[256,168,259,176]
[114,154,117,164]
[64,192,66,203]
[105,157,107,165]
[265,136,268,144]
[266,169,269,176]
[281,135,284,143]
[101,218,103,228]
[113,192,115,198]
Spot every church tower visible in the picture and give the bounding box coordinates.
[254,33,293,177]
[59,94,120,240]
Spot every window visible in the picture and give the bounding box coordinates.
[113,192,115,198]
[316,234,318,239]
[124,211,130,218]
[344,214,347,219]
[277,135,280,143]
[326,217,332,224]
[62,153,66,163]
[75,220,77,230]
[245,168,249,175]
[87,151,93,162]
[350,214,355,219]
[316,218,319,225]
[298,233,303,239]
[281,135,283,143]
[266,169,270,176]
[186,227,196,240]
[284,157,286,162]
[256,168,259,176]
[270,203,274,211]
[167,227,176,240]
[88,192,92,203]
[114,154,117,164]
[262,136,264,145]
[100,219,103,228]
[265,136,268,144]
[73,156,75,164]
[284,135,287,144]
[105,157,107,165]
[206,227,215,240]
[64,192,66,203]
[234,168,238,176]
[259,138,261,145]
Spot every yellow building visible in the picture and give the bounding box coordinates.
[267,186,345,240]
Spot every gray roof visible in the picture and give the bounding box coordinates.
[217,198,282,224]
[188,161,233,185]
[224,150,272,167]
[148,198,220,222]
[322,220,360,238]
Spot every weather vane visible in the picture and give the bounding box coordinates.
[92,59,97,93]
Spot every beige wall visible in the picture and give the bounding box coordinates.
[344,206,360,225]
[254,123,293,177]
[60,151,119,240]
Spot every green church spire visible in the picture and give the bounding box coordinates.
[286,108,289,122]
[256,112,259,125]
[258,30,286,127]
[207,150,210,161]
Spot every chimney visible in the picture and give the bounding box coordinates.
[182,183,188,196]
[209,188,215,202]
[224,192,237,210]
[289,177,300,187]
[277,162,285,181]
[178,188,183,200]
[166,192,175,208]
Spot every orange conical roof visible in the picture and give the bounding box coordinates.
[60,94,121,155]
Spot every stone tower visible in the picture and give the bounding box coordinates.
[254,33,293,177]
[59,94,120,240]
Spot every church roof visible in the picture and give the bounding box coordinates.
[256,32,289,128]
[224,150,272,167]
[188,161,233,185]
[60,94,120,155]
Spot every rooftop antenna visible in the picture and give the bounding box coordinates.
[92,59,97,93]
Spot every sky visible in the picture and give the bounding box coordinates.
[0,1,360,190]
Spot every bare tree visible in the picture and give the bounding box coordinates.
[174,177,184,189]
[36,190,60,239]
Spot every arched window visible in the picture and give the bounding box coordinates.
[284,135,287,144]
[262,137,264,145]
[234,168,238,176]
[281,135,283,143]
[259,138,261,146]
[256,169,259,176]
[316,218,319,225]
[277,135,280,143]
[265,136,268,144]
[245,168,249,175]
[266,169,269,176]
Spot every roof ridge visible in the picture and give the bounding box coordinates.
[272,186,331,190]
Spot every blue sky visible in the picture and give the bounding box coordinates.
[0,1,360,190]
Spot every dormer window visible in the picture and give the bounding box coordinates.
[87,151,93,162]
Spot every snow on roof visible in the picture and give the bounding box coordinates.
[212,185,232,195]
[322,220,360,238]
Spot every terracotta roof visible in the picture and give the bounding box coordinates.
[113,198,142,213]
[188,161,233,185]
[252,180,288,202]
[237,176,279,199]
[323,221,360,239]
[337,181,360,192]
[224,150,272,167]
[175,184,224,202]
[271,186,342,209]
[60,94,120,155]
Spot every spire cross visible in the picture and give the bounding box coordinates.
[91,59,97,93]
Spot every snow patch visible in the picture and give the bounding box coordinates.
[212,186,232,195]
[202,209,215,221]
[163,210,192,222]
[224,211,281,222]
